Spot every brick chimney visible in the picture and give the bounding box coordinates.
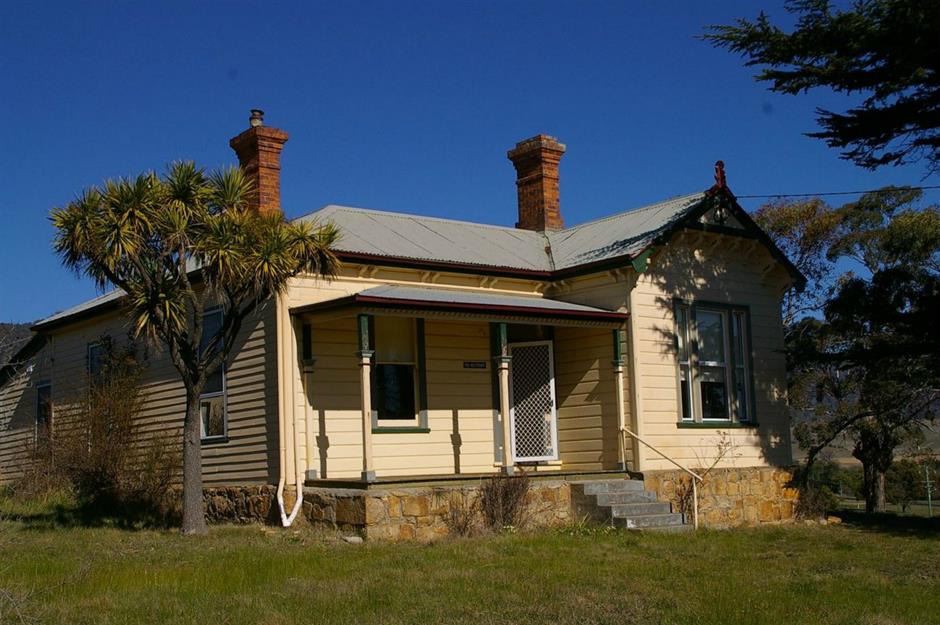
[507,134,566,231]
[229,109,289,214]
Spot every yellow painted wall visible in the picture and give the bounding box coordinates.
[302,316,501,478]
[554,326,627,471]
[628,231,793,470]
[2,230,795,488]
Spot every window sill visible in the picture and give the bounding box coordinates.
[201,436,229,445]
[372,427,431,434]
[676,421,760,429]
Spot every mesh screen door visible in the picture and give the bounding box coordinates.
[508,341,559,462]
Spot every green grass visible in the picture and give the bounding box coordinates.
[1,498,939,625]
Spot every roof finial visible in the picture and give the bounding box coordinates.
[714,160,727,189]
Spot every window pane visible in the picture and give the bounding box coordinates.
[676,305,690,362]
[700,366,729,419]
[204,367,224,395]
[679,365,692,421]
[201,310,223,353]
[734,367,749,421]
[372,363,416,420]
[88,344,106,379]
[732,312,746,364]
[201,396,225,438]
[696,310,725,364]
[36,385,52,431]
[374,316,415,363]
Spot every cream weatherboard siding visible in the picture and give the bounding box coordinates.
[0,304,277,487]
[629,232,793,470]
[3,229,795,488]
[302,316,501,479]
[554,326,628,471]
[283,266,549,481]
[0,346,53,484]
[550,270,633,471]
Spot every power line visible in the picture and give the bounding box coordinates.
[735,184,940,200]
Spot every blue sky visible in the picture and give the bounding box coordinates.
[1,1,937,323]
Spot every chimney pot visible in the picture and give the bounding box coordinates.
[229,110,289,215]
[508,134,566,231]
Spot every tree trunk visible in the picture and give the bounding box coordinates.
[873,468,886,513]
[181,392,207,535]
[861,461,888,514]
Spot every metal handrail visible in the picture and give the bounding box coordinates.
[621,427,703,530]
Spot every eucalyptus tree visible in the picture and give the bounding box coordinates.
[51,163,338,533]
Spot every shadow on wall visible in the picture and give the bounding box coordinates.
[553,326,621,471]
[646,230,793,468]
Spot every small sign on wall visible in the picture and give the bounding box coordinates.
[463,361,487,369]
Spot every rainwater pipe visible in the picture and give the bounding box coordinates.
[275,299,304,527]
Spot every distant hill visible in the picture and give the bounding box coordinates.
[792,422,940,465]
[0,322,33,367]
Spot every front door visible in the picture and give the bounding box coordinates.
[508,341,559,462]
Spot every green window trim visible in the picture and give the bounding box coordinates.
[371,427,432,434]
[676,421,760,429]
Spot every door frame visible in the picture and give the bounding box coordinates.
[508,340,559,462]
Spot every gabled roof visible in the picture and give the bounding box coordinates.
[546,193,704,270]
[297,205,552,272]
[296,192,706,274]
[30,186,804,332]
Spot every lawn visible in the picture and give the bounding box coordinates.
[1,498,939,625]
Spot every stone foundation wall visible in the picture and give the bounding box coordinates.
[202,485,277,524]
[642,466,799,528]
[303,480,573,541]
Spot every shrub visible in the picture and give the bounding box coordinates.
[13,339,180,525]
[443,489,480,537]
[479,470,529,530]
[795,483,840,519]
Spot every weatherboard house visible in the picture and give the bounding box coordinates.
[1,113,802,536]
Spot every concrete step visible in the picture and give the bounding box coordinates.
[576,479,646,495]
[643,522,694,533]
[610,501,672,517]
[612,512,685,530]
[594,491,659,506]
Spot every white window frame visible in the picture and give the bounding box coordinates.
[200,308,227,442]
[674,300,754,424]
[371,316,421,429]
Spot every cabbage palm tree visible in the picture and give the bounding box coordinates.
[51,162,339,534]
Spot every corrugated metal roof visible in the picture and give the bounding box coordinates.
[33,289,125,330]
[297,205,552,271]
[34,192,706,329]
[298,193,705,272]
[547,193,705,269]
[357,285,621,315]
[292,284,628,321]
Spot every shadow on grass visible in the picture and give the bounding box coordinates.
[835,508,940,539]
[1,496,176,532]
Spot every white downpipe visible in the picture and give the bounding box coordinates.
[275,295,289,525]
[275,297,303,527]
